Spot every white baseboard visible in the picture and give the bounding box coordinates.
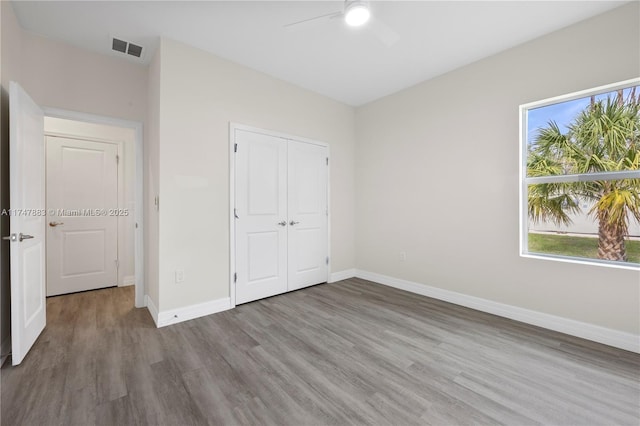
[145,295,159,327]
[120,275,135,287]
[329,268,357,283]
[355,269,640,353]
[1,335,11,367]
[155,297,232,328]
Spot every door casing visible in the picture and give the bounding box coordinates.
[229,123,331,308]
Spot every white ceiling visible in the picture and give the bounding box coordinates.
[11,1,627,106]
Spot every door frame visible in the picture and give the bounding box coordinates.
[43,108,145,308]
[228,122,331,308]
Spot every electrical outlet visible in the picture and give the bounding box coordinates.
[399,251,406,262]
[175,269,184,283]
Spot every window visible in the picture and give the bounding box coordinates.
[520,79,640,269]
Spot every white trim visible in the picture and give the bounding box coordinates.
[116,141,125,288]
[1,336,11,367]
[121,275,136,287]
[326,144,332,285]
[155,298,232,328]
[229,123,236,309]
[522,253,639,271]
[230,122,329,148]
[145,295,159,327]
[519,100,527,272]
[526,170,639,185]
[520,78,640,110]
[329,269,356,283]
[355,269,640,353]
[42,107,145,308]
[229,122,331,307]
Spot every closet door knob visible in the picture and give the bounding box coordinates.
[277,221,287,226]
[289,221,299,226]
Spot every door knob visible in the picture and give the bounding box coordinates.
[289,221,300,226]
[277,221,287,226]
[19,233,34,242]
[49,222,64,227]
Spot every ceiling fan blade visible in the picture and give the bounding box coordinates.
[368,16,400,47]
[284,11,343,30]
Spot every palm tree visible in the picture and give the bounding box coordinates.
[527,89,640,262]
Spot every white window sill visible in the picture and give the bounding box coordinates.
[521,252,640,271]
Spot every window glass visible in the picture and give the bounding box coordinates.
[522,83,640,267]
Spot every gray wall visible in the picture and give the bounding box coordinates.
[355,3,640,334]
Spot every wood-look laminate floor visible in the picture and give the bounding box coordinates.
[1,278,639,426]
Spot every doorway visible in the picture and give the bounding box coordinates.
[7,83,145,366]
[44,118,135,296]
[43,110,144,308]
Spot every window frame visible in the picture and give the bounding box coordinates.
[519,78,640,270]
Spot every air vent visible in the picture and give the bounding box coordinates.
[127,43,143,58]
[111,37,144,59]
[112,38,127,53]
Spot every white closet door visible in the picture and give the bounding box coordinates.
[46,136,118,296]
[235,130,288,304]
[287,141,328,291]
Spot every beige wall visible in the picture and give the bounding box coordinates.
[355,3,640,334]
[154,38,356,311]
[19,32,147,123]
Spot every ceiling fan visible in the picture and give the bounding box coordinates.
[284,0,400,46]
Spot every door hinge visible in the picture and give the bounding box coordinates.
[326,256,329,265]
[116,155,120,164]
[234,143,238,153]
[234,208,239,219]
[115,259,120,270]
[326,157,329,165]
[234,273,237,283]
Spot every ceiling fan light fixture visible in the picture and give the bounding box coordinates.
[345,1,370,27]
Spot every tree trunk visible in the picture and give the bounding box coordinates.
[597,211,628,261]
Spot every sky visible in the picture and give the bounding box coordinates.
[526,86,637,144]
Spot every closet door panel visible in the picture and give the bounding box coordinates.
[287,141,329,290]
[235,130,288,304]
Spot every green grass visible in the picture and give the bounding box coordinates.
[528,233,640,264]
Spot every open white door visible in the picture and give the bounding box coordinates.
[7,82,46,366]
